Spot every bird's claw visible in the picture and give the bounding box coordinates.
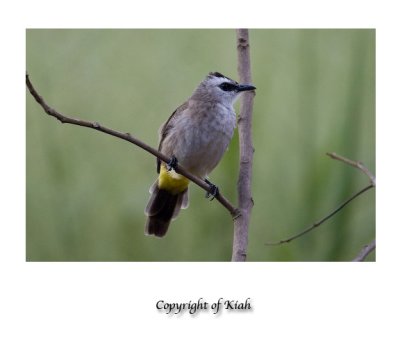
[205,179,219,201]
[167,156,178,171]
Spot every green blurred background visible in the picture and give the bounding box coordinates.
[26,29,375,261]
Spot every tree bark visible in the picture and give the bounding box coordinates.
[232,29,256,261]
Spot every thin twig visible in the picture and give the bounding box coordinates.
[352,239,376,261]
[26,73,239,218]
[327,152,376,186]
[231,29,256,261]
[265,184,374,245]
[266,152,375,246]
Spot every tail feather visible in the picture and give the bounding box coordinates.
[145,187,169,216]
[145,185,189,237]
[181,189,189,210]
[172,188,189,219]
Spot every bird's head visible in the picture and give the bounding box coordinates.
[192,72,256,105]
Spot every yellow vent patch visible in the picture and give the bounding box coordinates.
[158,164,190,194]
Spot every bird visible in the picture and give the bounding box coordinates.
[144,72,256,237]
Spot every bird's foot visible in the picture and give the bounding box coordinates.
[205,179,219,201]
[166,156,178,171]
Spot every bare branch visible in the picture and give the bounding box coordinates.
[327,152,376,186]
[232,29,256,261]
[266,152,375,247]
[26,73,239,218]
[352,239,376,262]
[265,184,374,246]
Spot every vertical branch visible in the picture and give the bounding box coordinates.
[232,29,256,261]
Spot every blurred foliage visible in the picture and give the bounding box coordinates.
[26,29,375,261]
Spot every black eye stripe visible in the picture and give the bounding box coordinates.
[219,82,236,92]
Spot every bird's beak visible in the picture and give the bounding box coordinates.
[237,84,256,92]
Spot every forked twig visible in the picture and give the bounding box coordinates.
[266,153,375,246]
[327,152,375,186]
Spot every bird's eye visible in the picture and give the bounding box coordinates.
[219,82,236,92]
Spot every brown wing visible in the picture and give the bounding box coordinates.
[156,101,188,173]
